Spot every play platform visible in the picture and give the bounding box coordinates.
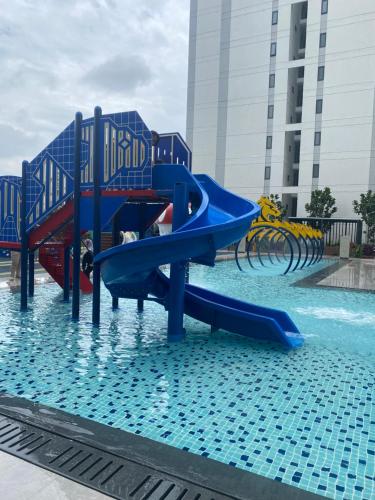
[0,108,303,349]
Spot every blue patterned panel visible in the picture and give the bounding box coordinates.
[92,111,152,190]
[157,133,192,170]
[0,176,22,243]
[26,111,152,232]
[26,122,75,231]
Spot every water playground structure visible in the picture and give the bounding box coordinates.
[235,196,325,275]
[0,107,304,349]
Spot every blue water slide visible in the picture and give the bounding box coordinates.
[95,164,303,349]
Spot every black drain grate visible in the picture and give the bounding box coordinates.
[0,414,230,499]
[0,395,324,500]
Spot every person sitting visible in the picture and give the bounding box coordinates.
[82,239,93,278]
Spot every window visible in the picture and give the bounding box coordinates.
[265,166,271,180]
[321,0,328,15]
[297,88,303,107]
[294,141,301,163]
[293,170,299,186]
[314,131,321,146]
[266,136,273,149]
[301,3,308,20]
[272,10,278,25]
[313,164,320,178]
[320,32,327,48]
[316,99,323,114]
[269,73,275,88]
[268,105,274,119]
[317,65,325,81]
[270,42,277,57]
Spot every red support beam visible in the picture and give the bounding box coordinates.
[28,200,74,248]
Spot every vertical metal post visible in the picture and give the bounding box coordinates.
[28,251,34,297]
[137,237,145,312]
[185,261,190,284]
[111,211,120,310]
[167,183,188,341]
[63,246,70,302]
[356,220,363,246]
[20,160,28,311]
[92,106,102,326]
[72,112,82,320]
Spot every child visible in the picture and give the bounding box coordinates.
[82,239,94,278]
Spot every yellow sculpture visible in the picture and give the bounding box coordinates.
[236,196,324,274]
[248,196,323,241]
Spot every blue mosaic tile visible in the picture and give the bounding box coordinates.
[0,260,374,500]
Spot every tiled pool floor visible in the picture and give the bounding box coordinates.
[0,260,374,499]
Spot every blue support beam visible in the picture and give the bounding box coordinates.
[63,246,70,302]
[167,182,188,341]
[137,202,147,313]
[72,112,82,320]
[28,251,34,297]
[111,212,120,310]
[20,161,28,311]
[137,227,145,312]
[92,106,102,326]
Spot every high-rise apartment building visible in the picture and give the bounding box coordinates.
[186,0,375,216]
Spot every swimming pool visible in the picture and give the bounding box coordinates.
[0,260,374,499]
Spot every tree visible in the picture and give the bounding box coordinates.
[268,194,287,219]
[305,188,337,218]
[353,190,375,243]
[305,188,337,232]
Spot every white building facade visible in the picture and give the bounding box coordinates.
[186,0,375,217]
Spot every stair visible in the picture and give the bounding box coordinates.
[29,201,92,294]
[28,200,74,248]
[39,242,92,294]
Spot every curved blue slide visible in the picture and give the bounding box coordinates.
[95,164,303,349]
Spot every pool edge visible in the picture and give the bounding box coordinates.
[0,392,324,500]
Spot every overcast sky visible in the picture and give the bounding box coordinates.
[0,0,190,175]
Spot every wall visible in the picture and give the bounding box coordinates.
[187,0,375,217]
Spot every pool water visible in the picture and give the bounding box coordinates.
[0,259,374,500]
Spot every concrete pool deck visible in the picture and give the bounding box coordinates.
[317,258,375,292]
[0,451,110,500]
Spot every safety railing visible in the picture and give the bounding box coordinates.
[0,112,192,244]
[156,133,192,170]
[0,176,22,243]
[24,111,153,232]
[289,218,363,246]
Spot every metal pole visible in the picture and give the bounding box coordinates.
[63,246,70,302]
[137,202,146,312]
[167,182,188,341]
[137,233,145,312]
[111,211,120,310]
[28,251,34,297]
[356,220,363,246]
[72,112,82,320]
[20,160,28,311]
[92,106,102,326]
